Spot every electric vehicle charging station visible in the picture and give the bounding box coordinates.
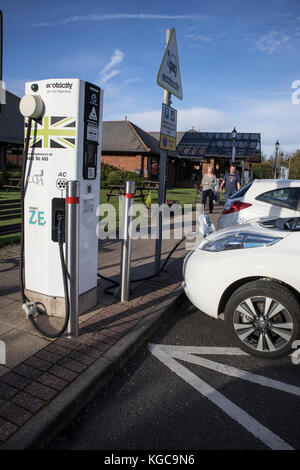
[19,78,103,332]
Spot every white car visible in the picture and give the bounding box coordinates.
[217,179,300,230]
[183,217,300,358]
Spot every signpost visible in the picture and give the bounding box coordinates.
[154,28,182,273]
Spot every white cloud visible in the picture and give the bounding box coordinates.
[101,49,124,75]
[99,49,124,84]
[35,13,211,27]
[111,107,230,132]
[251,31,290,54]
[235,97,300,152]
[186,34,212,42]
[101,70,122,84]
[124,77,141,86]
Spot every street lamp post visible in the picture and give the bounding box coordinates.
[231,127,237,165]
[274,140,280,179]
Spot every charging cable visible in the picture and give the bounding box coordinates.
[98,233,190,296]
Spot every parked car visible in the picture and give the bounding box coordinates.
[217,179,300,230]
[183,217,300,358]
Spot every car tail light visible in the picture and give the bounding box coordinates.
[223,200,252,214]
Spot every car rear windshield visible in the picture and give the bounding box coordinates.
[256,187,300,211]
[229,182,253,200]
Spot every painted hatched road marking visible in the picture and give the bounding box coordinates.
[149,344,299,450]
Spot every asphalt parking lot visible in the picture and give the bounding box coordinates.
[50,297,300,450]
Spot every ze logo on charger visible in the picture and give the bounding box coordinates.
[29,208,46,226]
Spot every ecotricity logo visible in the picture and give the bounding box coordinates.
[26,116,76,149]
[46,82,73,90]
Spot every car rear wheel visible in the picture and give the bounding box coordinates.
[224,280,300,358]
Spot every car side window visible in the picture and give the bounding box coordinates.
[229,182,252,199]
[256,187,300,211]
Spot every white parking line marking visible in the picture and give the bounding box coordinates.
[149,344,296,450]
[173,352,300,397]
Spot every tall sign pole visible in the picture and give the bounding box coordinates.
[154,29,172,273]
[155,28,183,273]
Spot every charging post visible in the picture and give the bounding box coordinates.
[19,79,103,338]
[66,180,80,337]
[121,181,135,302]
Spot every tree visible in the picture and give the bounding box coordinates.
[288,150,300,179]
[252,160,273,179]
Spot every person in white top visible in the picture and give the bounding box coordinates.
[201,166,217,214]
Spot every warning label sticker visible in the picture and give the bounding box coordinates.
[87,123,98,141]
[89,107,98,121]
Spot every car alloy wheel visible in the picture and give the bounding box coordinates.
[225,280,300,358]
[233,296,293,353]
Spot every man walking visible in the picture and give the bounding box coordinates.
[219,165,241,202]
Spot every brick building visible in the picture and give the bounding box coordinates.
[0,91,24,170]
[101,119,161,178]
[102,121,261,187]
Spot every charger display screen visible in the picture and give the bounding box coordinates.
[86,142,96,165]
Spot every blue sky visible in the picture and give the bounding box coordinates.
[2,0,300,156]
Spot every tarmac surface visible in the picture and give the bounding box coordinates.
[50,298,300,451]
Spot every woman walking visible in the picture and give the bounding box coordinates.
[201,166,217,214]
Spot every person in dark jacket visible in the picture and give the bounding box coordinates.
[219,165,241,202]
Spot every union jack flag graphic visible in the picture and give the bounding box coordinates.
[25,116,76,149]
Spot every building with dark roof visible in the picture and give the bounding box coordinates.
[101,119,161,177]
[102,121,261,187]
[174,130,261,186]
[0,90,24,170]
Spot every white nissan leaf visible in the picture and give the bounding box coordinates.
[217,179,300,230]
[183,217,300,359]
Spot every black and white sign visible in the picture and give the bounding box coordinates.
[157,29,183,100]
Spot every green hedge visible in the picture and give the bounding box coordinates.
[1,167,22,187]
[101,163,144,188]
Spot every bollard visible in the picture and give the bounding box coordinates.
[66,180,80,337]
[121,180,135,302]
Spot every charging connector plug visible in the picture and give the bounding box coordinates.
[22,302,37,319]
[57,215,65,245]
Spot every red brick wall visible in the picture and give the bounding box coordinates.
[7,153,22,167]
[167,161,177,186]
[202,158,215,175]
[101,154,149,176]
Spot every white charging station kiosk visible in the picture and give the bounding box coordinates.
[21,79,103,316]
